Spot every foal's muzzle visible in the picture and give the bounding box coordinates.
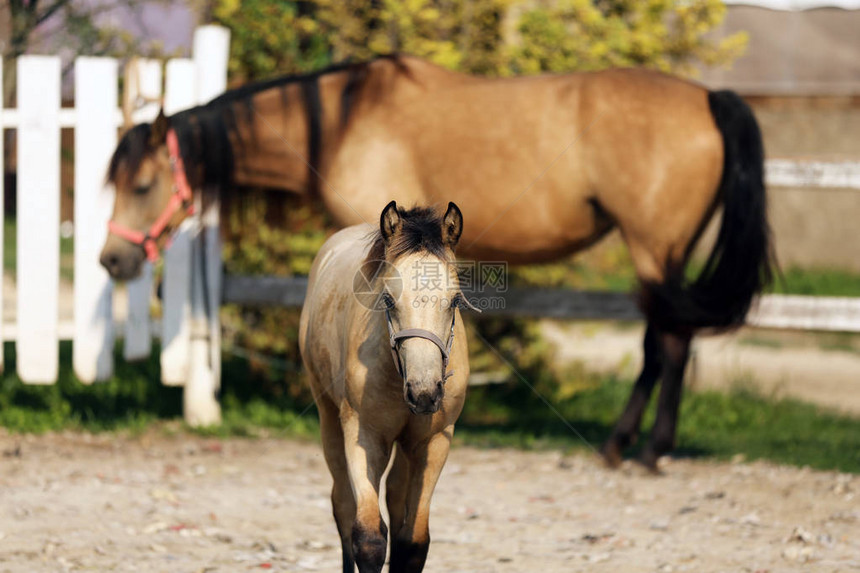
[404,379,444,414]
[386,308,457,415]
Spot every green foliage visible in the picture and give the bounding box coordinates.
[212,0,331,83]
[509,0,747,76]
[219,195,330,397]
[213,0,744,80]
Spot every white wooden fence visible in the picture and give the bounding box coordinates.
[1,25,858,425]
[1,25,230,425]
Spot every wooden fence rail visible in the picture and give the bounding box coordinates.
[222,275,860,333]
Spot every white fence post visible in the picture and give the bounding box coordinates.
[183,25,229,425]
[123,59,162,361]
[160,58,196,386]
[73,57,118,383]
[16,57,61,384]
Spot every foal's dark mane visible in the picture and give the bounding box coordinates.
[106,55,405,196]
[365,206,451,275]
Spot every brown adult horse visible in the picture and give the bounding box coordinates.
[100,55,773,469]
[300,202,471,572]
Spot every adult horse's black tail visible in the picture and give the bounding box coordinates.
[646,90,775,331]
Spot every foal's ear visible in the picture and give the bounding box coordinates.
[441,202,463,249]
[149,108,169,148]
[380,200,401,244]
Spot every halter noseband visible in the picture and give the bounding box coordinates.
[107,128,195,262]
[386,308,457,383]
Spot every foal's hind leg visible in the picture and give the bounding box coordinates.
[318,398,357,573]
[639,331,692,472]
[602,324,662,467]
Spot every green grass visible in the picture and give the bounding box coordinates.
[1,341,858,473]
[457,377,860,473]
[770,267,860,297]
[0,341,317,438]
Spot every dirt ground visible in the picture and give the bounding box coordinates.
[0,432,857,573]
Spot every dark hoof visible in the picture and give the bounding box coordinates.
[389,537,430,573]
[637,448,664,475]
[600,439,625,469]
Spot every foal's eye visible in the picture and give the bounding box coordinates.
[134,184,151,195]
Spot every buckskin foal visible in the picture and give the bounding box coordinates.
[299,201,474,573]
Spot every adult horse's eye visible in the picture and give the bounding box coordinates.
[381,292,396,309]
[451,293,463,309]
[134,184,151,195]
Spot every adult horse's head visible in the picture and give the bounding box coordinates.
[368,201,476,414]
[100,107,232,280]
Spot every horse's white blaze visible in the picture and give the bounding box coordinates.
[73,57,118,383]
[16,56,61,384]
[160,58,196,386]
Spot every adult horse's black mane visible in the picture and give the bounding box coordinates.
[107,54,405,196]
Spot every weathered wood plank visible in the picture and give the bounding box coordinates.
[765,159,860,189]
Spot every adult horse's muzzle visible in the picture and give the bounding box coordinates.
[99,236,146,281]
[102,129,194,281]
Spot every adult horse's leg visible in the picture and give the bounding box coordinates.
[601,324,662,467]
[386,443,410,540]
[597,90,771,471]
[639,330,692,471]
[317,397,357,573]
[342,416,391,573]
[389,430,452,573]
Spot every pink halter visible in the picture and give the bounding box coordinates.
[107,128,195,262]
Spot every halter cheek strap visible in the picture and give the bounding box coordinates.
[386,308,457,383]
[107,128,195,262]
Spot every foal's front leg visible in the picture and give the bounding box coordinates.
[389,429,453,573]
[342,413,391,573]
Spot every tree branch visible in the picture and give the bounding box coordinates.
[35,0,72,26]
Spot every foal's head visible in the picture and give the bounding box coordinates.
[368,201,469,414]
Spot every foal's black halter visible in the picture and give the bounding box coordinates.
[385,308,457,383]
